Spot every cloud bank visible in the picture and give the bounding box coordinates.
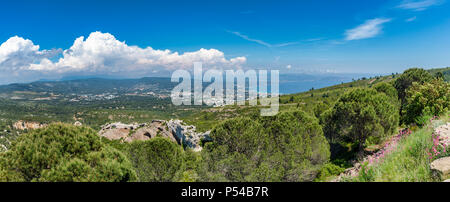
[345,18,392,41]
[0,31,246,83]
[0,36,61,72]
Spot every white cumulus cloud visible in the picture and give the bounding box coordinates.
[29,31,246,73]
[0,36,60,72]
[345,18,392,41]
[0,32,246,83]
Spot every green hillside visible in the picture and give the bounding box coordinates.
[183,73,396,132]
[1,67,449,182]
[180,67,449,182]
[428,67,450,81]
[184,67,450,132]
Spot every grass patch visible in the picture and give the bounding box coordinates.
[351,113,450,182]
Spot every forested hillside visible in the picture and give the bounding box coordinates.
[1,67,449,182]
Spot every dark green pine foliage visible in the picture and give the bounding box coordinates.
[0,123,137,182]
[393,68,433,122]
[402,78,450,125]
[200,110,330,182]
[127,137,185,182]
[325,88,399,155]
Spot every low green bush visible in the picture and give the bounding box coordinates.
[127,137,185,182]
[199,110,330,182]
[0,123,136,182]
[403,78,449,126]
[324,88,399,155]
[314,163,345,182]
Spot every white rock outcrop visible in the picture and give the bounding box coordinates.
[167,119,211,152]
[13,120,46,130]
[99,120,211,151]
[431,156,450,181]
[98,122,146,140]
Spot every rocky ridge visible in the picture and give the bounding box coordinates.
[98,119,211,151]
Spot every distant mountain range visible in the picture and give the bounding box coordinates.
[0,69,447,97]
[0,73,377,96]
[0,77,176,95]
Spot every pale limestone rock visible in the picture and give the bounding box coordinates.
[431,156,450,180]
[13,120,46,130]
[435,123,450,146]
[98,120,210,151]
[167,119,211,152]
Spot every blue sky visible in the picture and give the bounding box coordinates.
[0,0,449,83]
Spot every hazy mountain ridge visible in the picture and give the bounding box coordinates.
[0,77,175,95]
[0,72,384,99]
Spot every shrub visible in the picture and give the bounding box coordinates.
[313,101,330,119]
[199,117,266,181]
[393,68,433,104]
[200,110,330,182]
[0,123,136,182]
[355,162,375,182]
[327,88,399,155]
[127,137,184,182]
[259,110,330,181]
[402,79,450,125]
[374,82,398,100]
[314,163,345,182]
[353,126,437,182]
[393,68,433,124]
[320,108,337,142]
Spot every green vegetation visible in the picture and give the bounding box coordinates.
[352,113,450,182]
[0,123,136,182]
[199,110,330,182]
[0,77,202,131]
[393,68,433,104]
[325,88,399,155]
[127,138,184,182]
[314,163,346,182]
[0,67,449,182]
[403,78,449,126]
[373,82,398,101]
[428,67,450,82]
[393,68,434,124]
